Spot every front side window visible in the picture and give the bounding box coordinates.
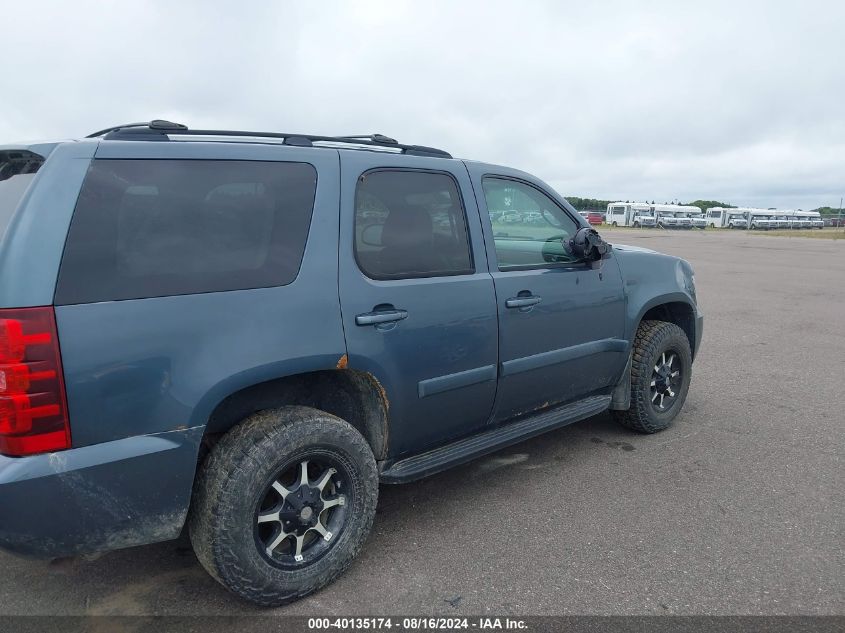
[483,177,581,269]
[354,170,473,280]
[56,159,317,303]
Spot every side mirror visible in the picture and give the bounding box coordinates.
[568,227,611,268]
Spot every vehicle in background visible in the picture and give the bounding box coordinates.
[786,212,809,229]
[767,211,790,229]
[705,207,732,228]
[726,211,751,229]
[586,211,604,226]
[747,210,775,230]
[794,210,824,229]
[605,202,655,227]
[689,212,707,229]
[653,205,698,229]
[705,207,797,230]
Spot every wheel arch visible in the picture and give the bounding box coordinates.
[199,368,390,462]
[611,296,699,412]
[635,298,698,359]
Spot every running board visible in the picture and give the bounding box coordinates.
[380,395,611,484]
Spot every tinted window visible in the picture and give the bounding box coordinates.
[483,177,581,269]
[0,150,44,241]
[354,170,473,279]
[56,159,317,304]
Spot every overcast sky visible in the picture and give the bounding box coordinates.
[2,0,843,210]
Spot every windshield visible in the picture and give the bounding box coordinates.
[0,150,44,240]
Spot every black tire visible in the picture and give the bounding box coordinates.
[189,406,378,607]
[612,221,618,227]
[633,221,640,228]
[612,320,692,433]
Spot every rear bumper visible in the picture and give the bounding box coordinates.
[0,426,202,558]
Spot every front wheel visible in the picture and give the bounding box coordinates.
[613,320,692,433]
[612,221,618,227]
[189,406,378,606]
[633,221,640,228]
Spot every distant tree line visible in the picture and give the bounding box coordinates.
[684,200,736,212]
[813,206,845,216]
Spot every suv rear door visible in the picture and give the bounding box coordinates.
[338,151,498,457]
[466,164,628,423]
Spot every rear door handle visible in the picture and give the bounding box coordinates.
[355,309,409,326]
[505,296,542,309]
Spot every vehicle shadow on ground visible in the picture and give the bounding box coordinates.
[24,411,643,615]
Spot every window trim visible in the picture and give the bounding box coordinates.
[481,175,589,273]
[352,167,476,282]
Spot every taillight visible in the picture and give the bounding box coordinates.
[0,307,71,456]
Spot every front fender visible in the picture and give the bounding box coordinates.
[612,246,701,356]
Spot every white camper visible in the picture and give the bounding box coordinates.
[605,202,656,227]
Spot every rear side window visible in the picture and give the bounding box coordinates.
[0,150,44,241]
[354,170,473,280]
[56,159,317,304]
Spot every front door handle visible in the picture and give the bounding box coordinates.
[355,309,409,326]
[505,296,542,309]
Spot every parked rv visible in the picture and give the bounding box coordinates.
[653,205,699,229]
[605,202,655,227]
[794,210,824,229]
[747,210,775,230]
[689,211,707,229]
[767,211,790,229]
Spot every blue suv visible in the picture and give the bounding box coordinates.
[0,121,702,605]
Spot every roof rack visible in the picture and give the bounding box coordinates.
[86,120,452,158]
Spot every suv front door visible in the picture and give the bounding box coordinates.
[468,166,628,423]
[339,152,498,457]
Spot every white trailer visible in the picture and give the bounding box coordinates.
[605,202,655,227]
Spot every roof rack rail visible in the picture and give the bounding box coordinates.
[86,121,452,158]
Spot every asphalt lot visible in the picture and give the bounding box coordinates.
[1,229,843,616]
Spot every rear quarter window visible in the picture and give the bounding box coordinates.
[55,159,317,304]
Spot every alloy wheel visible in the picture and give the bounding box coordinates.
[650,351,682,411]
[255,456,349,568]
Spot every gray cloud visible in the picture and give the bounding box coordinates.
[1,0,842,209]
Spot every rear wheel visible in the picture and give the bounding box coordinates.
[613,320,692,433]
[190,406,378,606]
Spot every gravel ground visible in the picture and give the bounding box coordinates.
[1,228,842,617]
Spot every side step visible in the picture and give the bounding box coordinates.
[380,395,611,484]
